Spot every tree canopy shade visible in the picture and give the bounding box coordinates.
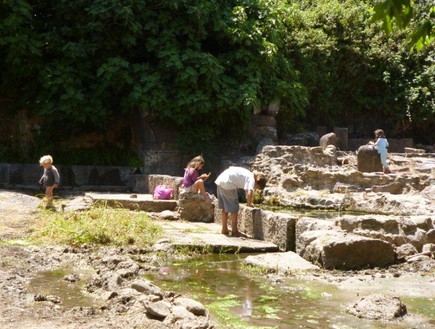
[372,0,434,52]
[0,0,306,151]
[0,0,434,165]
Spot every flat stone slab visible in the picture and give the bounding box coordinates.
[154,221,279,253]
[245,252,320,273]
[85,193,279,253]
[87,193,177,212]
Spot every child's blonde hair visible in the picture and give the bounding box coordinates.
[39,155,53,166]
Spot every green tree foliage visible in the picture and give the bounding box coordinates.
[0,0,433,166]
[0,0,306,156]
[372,0,434,52]
[279,0,434,143]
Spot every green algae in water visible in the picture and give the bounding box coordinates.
[401,296,435,319]
[146,254,434,329]
[145,254,335,328]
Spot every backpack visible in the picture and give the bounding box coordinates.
[153,184,174,200]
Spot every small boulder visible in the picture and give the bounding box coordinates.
[347,294,407,320]
[177,193,214,222]
[146,300,172,320]
[395,243,418,261]
[298,230,395,270]
[174,297,207,316]
[131,280,163,297]
[157,210,179,221]
[319,132,337,150]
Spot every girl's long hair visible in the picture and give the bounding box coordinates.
[185,155,205,170]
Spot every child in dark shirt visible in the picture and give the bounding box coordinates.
[38,155,60,208]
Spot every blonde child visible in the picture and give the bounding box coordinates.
[38,155,60,208]
[181,155,211,203]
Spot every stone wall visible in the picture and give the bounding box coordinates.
[0,163,140,192]
[213,203,296,252]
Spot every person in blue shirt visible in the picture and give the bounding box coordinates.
[370,129,391,174]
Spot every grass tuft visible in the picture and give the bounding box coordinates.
[29,204,163,247]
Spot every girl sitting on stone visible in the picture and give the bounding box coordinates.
[181,155,211,203]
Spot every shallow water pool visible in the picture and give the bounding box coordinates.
[145,254,435,329]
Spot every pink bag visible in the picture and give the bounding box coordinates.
[153,184,174,200]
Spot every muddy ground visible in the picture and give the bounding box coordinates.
[0,191,176,329]
[0,190,434,329]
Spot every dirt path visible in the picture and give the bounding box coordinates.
[0,190,173,329]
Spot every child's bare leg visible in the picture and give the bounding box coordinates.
[221,210,229,235]
[230,212,239,236]
[194,179,210,203]
[45,186,54,206]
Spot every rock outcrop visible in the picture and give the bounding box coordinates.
[297,230,396,270]
[319,132,337,150]
[177,192,214,222]
[252,145,434,215]
[87,253,213,329]
[346,294,407,320]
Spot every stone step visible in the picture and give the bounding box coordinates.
[154,221,279,253]
[86,192,177,212]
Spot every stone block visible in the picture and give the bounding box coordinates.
[177,193,214,222]
[295,217,335,253]
[334,127,348,151]
[148,174,183,200]
[131,174,149,193]
[357,145,383,172]
[298,230,395,270]
[245,251,319,273]
[336,215,400,234]
[213,204,263,237]
[238,206,262,237]
[118,199,176,212]
[319,132,336,150]
[257,211,297,251]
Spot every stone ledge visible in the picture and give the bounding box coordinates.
[87,193,177,212]
[214,203,296,252]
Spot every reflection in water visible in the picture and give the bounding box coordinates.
[242,288,253,318]
[146,254,433,329]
